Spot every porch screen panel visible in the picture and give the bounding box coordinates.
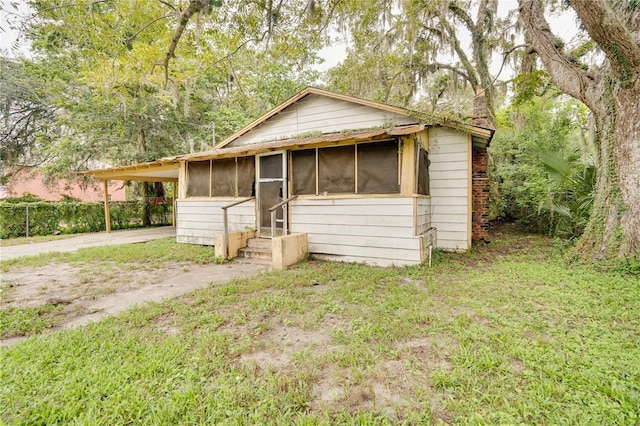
[211,158,237,197]
[357,140,399,194]
[318,145,355,194]
[291,149,316,195]
[237,156,255,197]
[260,181,283,227]
[416,143,430,195]
[186,160,210,197]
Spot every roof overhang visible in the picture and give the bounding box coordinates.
[179,124,425,161]
[79,160,179,182]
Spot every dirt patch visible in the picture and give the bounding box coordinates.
[1,261,268,344]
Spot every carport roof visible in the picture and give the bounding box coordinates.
[80,124,425,181]
[79,159,180,182]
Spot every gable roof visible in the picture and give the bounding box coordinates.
[214,87,493,150]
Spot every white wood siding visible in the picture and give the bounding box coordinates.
[416,197,431,235]
[290,197,422,266]
[176,199,255,245]
[229,95,419,147]
[428,127,470,251]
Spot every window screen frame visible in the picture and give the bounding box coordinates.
[289,138,401,197]
[185,156,256,198]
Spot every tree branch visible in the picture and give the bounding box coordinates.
[518,0,602,110]
[569,0,640,78]
[428,62,474,86]
[448,1,475,33]
[163,0,209,87]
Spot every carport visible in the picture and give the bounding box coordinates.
[80,159,180,233]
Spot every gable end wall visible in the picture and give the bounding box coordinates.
[228,95,419,147]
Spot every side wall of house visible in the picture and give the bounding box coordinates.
[289,197,423,266]
[176,199,255,245]
[416,197,431,235]
[229,95,419,147]
[428,127,470,251]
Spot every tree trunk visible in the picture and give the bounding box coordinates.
[142,182,151,227]
[519,0,640,259]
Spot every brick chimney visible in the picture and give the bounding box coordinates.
[471,89,491,244]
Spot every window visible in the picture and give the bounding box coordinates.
[318,145,355,194]
[211,158,236,197]
[415,142,430,195]
[186,161,210,197]
[186,156,255,198]
[291,149,316,195]
[357,141,399,194]
[290,139,401,195]
[237,156,255,197]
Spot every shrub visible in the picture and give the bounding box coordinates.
[0,201,173,238]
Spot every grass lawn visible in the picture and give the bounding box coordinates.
[1,228,639,424]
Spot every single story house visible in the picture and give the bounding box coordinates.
[85,87,493,267]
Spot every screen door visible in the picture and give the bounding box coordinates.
[257,152,287,237]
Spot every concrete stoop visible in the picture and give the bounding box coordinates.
[220,232,308,269]
[237,238,272,260]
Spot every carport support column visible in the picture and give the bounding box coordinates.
[172,181,177,226]
[103,180,111,233]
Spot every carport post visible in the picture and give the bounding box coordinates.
[172,181,177,226]
[103,180,111,233]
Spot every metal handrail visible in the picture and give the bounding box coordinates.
[221,196,255,259]
[268,195,297,238]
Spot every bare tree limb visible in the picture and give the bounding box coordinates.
[518,0,602,110]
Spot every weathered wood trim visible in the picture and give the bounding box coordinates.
[400,136,415,195]
[178,161,187,199]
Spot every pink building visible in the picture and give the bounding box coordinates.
[0,169,126,202]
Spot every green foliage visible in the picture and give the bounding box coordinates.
[490,95,593,238]
[0,201,173,238]
[2,0,323,176]
[537,150,596,238]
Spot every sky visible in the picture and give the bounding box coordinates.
[1,0,579,76]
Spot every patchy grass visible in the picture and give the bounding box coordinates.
[0,237,223,272]
[0,238,224,337]
[1,229,639,424]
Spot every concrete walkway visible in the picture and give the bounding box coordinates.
[0,227,177,261]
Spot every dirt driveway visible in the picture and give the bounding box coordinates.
[0,228,270,345]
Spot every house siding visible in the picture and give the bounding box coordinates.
[416,197,431,235]
[428,127,470,251]
[289,197,423,266]
[228,95,419,147]
[176,199,255,245]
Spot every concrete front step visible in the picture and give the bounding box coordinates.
[233,257,272,267]
[247,238,272,249]
[237,246,272,260]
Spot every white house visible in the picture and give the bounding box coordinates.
[85,87,493,267]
